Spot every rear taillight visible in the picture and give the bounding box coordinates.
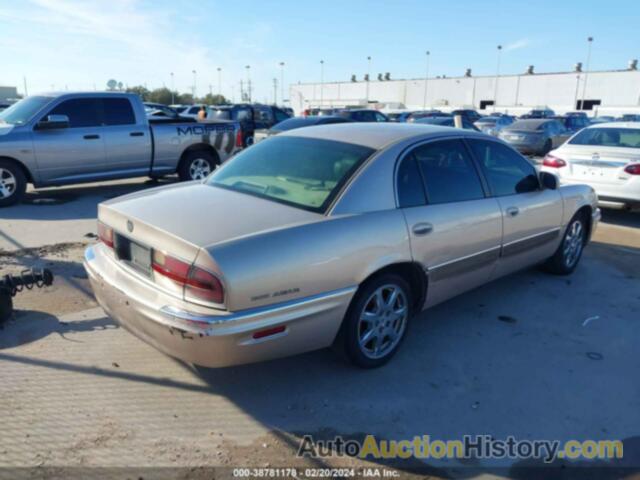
[235,128,243,148]
[543,154,567,168]
[624,164,640,175]
[97,221,114,248]
[152,251,224,304]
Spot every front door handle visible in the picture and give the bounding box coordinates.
[412,222,433,236]
[130,131,144,137]
[506,206,520,217]
[83,134,100,140]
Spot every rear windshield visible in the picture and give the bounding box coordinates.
[569,128,640,148]
[272,118,316,131]
[509,121,546,131]
[208,136,375,212]
[208,109,231,120]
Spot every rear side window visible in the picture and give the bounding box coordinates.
[47,98,101,128]
[411,139,485,204]
[102,98,136,126]
[468,140,539,196]
[396,155,426,208]
[569,128,640,148]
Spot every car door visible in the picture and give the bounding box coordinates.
[31,97,107,184]
[101,97,151,177]
[398,138,503,308]
[466,138,563,278]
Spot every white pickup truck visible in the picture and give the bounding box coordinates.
[0,92,242,206]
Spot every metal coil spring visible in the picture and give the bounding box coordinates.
[1,269,53,296]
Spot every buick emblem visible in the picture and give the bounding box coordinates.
[127,220,134,233]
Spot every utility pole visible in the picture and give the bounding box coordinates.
[273,78,278,105]
[170,72,175,104]
[493,45,502,112]
[23,76,28,97]
[279,62,285,106]
[320,60,324,106]
[192,69,197,99]
[581,37,594,110]
[366,56,371,103]
[245,65,251,102]
[240,80,244,102]
[422,51,430,109]
[217,67,222,99]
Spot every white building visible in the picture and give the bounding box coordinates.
[290,63,640,117]
[0,86,19,104]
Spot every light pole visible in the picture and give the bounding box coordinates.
[493,45,502,112]
[217,67,222,100]
[320,60,324,106]
[581,37,594,110]
[366,56,371,103]
[279,62,285,106]
[192,69,197,99]
[245,65,251,102]
[422,50,430,109]
[170,72,175,104]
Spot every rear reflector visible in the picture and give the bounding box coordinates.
[543,154,567,168]
[252,325,286,339]
[152,250,224,304]
[97,221,114,248]
[235,128,243,147]
[624,164,640,175]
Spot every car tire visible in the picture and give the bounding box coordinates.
[543,211,588,275]
[244,136,254,147]
[178,150,217,181]
[541,139,553,156]
[338,273,413,368]
[0,160,27,207]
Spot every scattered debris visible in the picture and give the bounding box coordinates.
[582,315,600,327]
[471,401,480,410]
[84,232,98,239]
[586,352,604,361]
[498,315,517,324]
[112,362,120,368]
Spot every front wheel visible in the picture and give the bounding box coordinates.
[178,151,217,181]
[338,274,412,368]
[543,213,587,275]
[0,160,27,207]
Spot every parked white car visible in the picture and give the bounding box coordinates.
[541,122,640,209]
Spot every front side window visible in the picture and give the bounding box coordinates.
[569,128,640,148]
[274,109,289,123]
[375,112,387,122]
[411,139,485,204]
[208,136,375,212]
[102,98,136,126]
[46,98,102,128]
[468,140,539,196]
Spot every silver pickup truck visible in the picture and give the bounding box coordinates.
[0,92,242,206]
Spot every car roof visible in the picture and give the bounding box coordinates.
[512,119,553,126]
[279,122,481,149]
[585,122,640,129]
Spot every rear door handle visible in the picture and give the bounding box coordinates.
[130,131,144,137]
[506,207,520,217]
[412,222,433,236]
[83,134,100,140]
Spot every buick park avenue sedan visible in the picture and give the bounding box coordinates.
[85,124,600,368]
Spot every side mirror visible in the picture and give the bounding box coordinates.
[539,171,558,190]
[36,114,70,130]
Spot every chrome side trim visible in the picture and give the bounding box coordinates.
[160,285,358,326]
[501,228,561,258]
[427,246,501,281]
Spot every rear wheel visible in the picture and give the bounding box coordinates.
[338,274,412,368]
[178,151,216,181]
[543,212,587,275]
[0,160,27,207]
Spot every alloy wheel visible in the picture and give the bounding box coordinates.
[189,158,212,180]
[563,219,585,268]
[0,168,17,199]
[357,284,408,359]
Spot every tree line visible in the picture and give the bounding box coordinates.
[117,85,228,106]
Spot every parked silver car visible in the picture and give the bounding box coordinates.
[474,115,514,136]
[499,119,571,156]
[85,124,599,368]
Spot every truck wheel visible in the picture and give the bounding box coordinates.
[543,212,587,275]
[0,160,27,207]
[178,151,217,181]
[338,273,412,368]
[245,136,254,147]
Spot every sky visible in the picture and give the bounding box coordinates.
[1,0,639,103]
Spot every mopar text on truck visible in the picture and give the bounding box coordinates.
[0,92,242,206]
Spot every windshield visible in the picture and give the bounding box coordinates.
[569,128,640,148]
[207,136,375,212]
[0,96,52,125]
[477,117,499,123]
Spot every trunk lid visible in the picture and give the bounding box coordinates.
[555,145,640,184]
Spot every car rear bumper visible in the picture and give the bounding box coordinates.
[84,245,355,367]
[545,172,640,206]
